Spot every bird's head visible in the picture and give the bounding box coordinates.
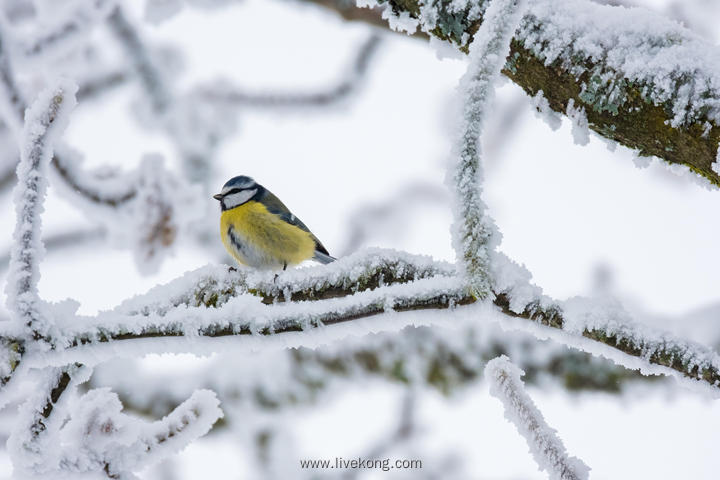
[213,175,259,211]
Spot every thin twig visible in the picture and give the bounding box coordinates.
[486,355,590,480]
[198,34,381,108]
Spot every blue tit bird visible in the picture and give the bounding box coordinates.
[213,175,335,270]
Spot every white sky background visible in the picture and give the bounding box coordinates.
[0,0,719,478]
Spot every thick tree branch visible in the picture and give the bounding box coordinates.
[3,250,715,392]
[303,0,720,186]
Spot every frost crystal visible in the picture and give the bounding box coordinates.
[566,99,589,146]
[356,0,379,9]
[712,146,720,176]
[381,5,419,34]
[531,90,561,131]
[486,356,590,480]
[631,153,652,169]
[449,0,526,298]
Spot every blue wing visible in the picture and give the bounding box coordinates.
[258,188,333,257]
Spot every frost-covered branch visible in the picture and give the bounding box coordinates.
[2,249,715,392]
[305,0,720,185]
[7,365,78,474]
[7,363,223,478]
[485,356,590,480]
[5,81,77,342]
[60,389,223,478]
[0,82,223,475]
[450,0,525,299]
[198,34,382,108]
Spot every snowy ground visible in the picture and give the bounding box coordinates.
[1,0,719,478]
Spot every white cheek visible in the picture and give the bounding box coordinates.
[223,189,257,209]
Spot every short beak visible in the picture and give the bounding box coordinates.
[213,193,223,201]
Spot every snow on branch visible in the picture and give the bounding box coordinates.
[5,80,77,342]
[485,355,590,480]
[7,365,79,474]
[450,0,526,299]
[0,82,222,471]
[113,248,456,316]
[328,0,720,185]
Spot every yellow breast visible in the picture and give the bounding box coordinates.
[220,201,316,269]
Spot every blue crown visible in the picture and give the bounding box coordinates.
[222,175,257,192]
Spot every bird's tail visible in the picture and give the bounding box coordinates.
[313,251,336,264]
